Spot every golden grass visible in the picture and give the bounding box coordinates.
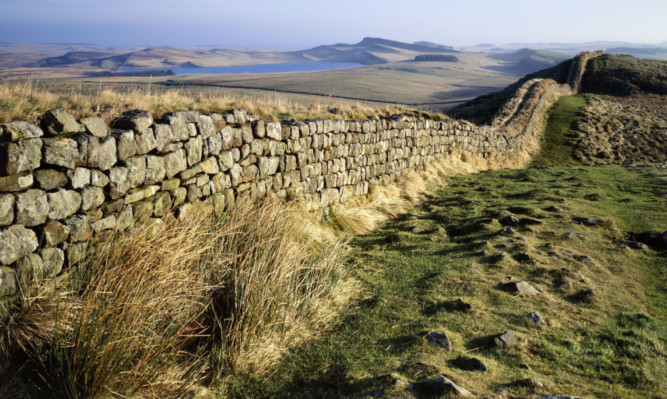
[0,198,349,398]
[0,80,419,124]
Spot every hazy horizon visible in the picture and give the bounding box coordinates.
[1,0,666,50]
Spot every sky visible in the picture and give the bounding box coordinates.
[1,0,666,49]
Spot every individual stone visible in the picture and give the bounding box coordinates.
[154,124,174,153]
[501,227,517,236]
[152,191,172,217]
[112,110,153,132]
[411,226,427,234]
[515,378,543,388]
[200,157,219,174]
[81,116,109,138]
[503,281,539,295]
[108,167,131,199]
[573,217,601,226]
[90,170,109,187]
[145,155,166,184]
[266,122,282,140]
[493,330,520,348]
[87,136,117,170]
[457,356,487,372]
[161,179,180,192]
[125,156,147,188]
[67,167,91,189]
[219,151,234,171]
[134,128,157,155]
[66,242,88,266]
[539,395,583,399]
[64,215,92,242]
[419,375,471,397]
[42,219,70,246]
[0,172,33,192]
[527,312,545,325]
[0,225,38,265]
[42,137,79,169]
[15,253,44,284]
[0,194,14,226]
[184,136,203,166]
[117,205,133,231]
[0,267,17,296]
[42,108,84,135]
[425,331,451,350]
[1,121,43,141]
[93,215,117,232]
[0,138,42,175]
[164,149,188,178]
[124,185,159,204]
[80,186,105,211]
[112,130,136,161]
[33,169,67,191]
[164,114,190,141]
[618,240,649,251]
[501,215,520,226]
[41,247,64,277]
[47,189,81,220]
[520,217,544,226]
[15,189,49,226]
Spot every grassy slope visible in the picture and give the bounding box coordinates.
[226,99,666,398]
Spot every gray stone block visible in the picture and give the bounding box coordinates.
[15,189,49,226]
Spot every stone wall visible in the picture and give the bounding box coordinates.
[0,70,579,298]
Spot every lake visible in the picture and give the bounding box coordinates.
[120,62,362,75]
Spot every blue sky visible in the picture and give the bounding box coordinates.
[1,0,666,49]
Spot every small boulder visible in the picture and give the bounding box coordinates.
[411,226,427,234]
[618,240,649,251]
[503,281,539,296]
[418,375,471,397]
[425,331,451,350]
[501,227,516,236]
[457,356,487,372]
[500,215,520,227]
[42,108,84,135]
[112,110,154,132]
[527,312,545,325]
[494,330,520,348]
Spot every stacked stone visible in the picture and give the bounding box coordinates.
[1,107,532,298]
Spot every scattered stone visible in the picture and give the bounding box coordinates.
[527,312,545,325]
[519,363,532,370]
[451,299,472,312]
[476,241,489,248]
[425,331,451,350]
[0,225,38,265]
[515,378,543,388]
[513,253,535,263]
[411,226,427,234]
[539,395,584,399]
[501,227,516,236]
[573,217,601,226]
[575,254,594,263]
[457,356,487,372]
[618,240,649,251]
[495,237,513,244]
[494,330,520,348]
[581,289,597,299]
[544,205,562,213]
[492,253,508,264]
[503,281,539,296]
[500,215,520,227]
[566,232,584,240]
[418,375,472,397]
[520,217,544,226]
[557,280,572,290]
[494,244,508,250]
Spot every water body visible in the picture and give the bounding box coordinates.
[120,61,362,75]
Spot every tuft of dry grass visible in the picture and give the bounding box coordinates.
[0,198,348,398]
[0,80,423,124]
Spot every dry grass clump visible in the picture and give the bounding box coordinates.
[0,80,414,124]
[0,198,348,398]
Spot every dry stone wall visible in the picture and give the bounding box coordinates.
[0,52,593,297]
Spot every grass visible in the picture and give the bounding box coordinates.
[0,199,349,398]
[530,95,587,167]
[0,79,416,124]
[226,163,666,398]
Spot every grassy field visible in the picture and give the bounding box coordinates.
[223,99,666,398]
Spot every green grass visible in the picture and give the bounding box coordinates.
[530,95,587,168]
[225,164,666,398]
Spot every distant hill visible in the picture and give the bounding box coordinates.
[488,48,570,74]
